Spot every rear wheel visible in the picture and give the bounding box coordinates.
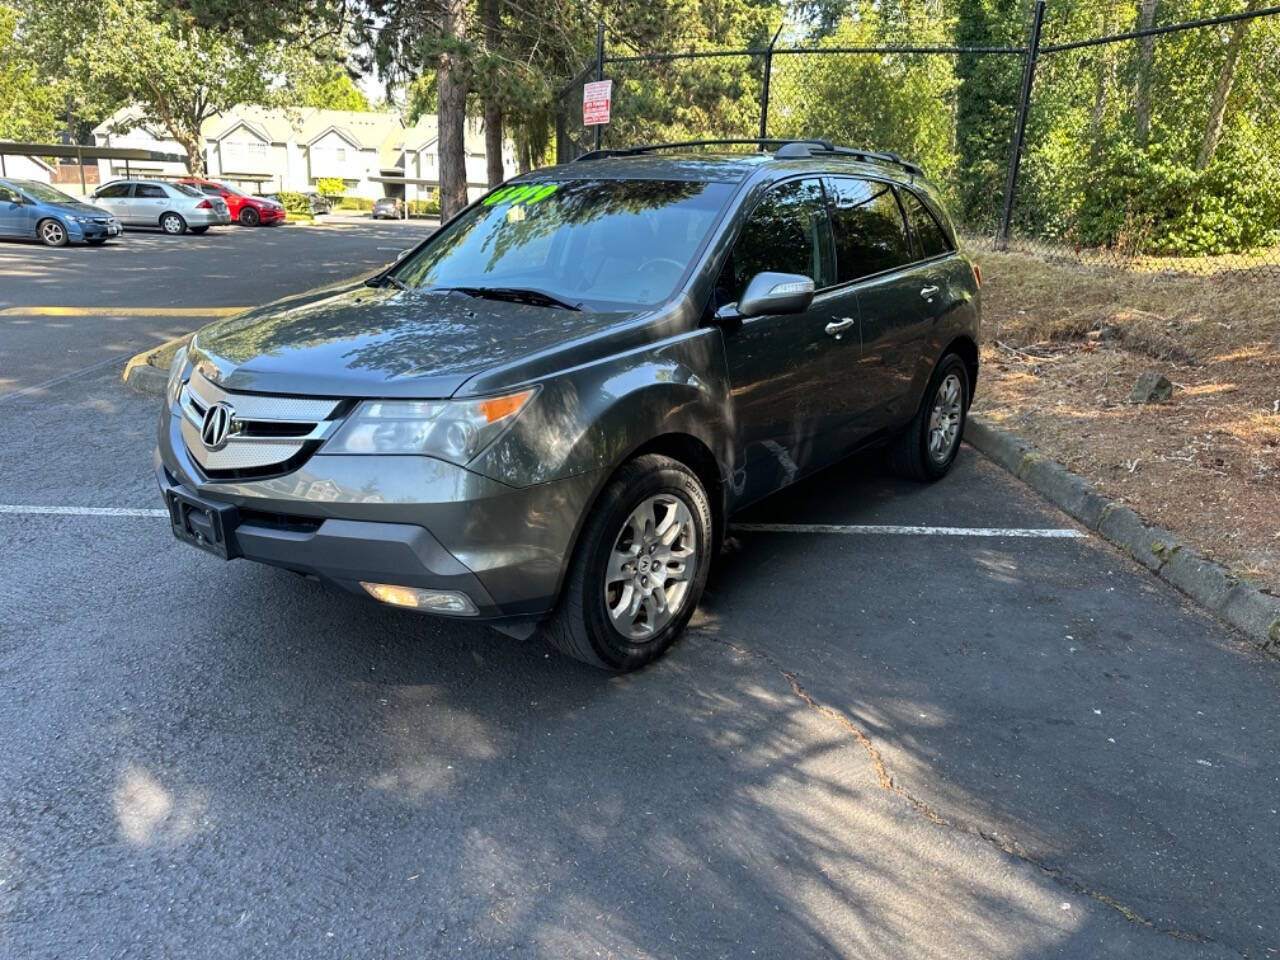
[160,212,186,235]
[238,207,260,226]
[543,455,712,671]
[887,353,970,481]
[37,219,68,247]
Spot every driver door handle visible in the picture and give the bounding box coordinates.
[920,284,940,301]
[825,317,857,339]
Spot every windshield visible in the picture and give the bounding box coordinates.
[392,179,734,310]
[18,181,79,204]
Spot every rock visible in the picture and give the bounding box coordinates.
[1129,372,1173,404]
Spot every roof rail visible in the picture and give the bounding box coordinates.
[572,138,924,177]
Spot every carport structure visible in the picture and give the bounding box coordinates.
[0,141,187,192]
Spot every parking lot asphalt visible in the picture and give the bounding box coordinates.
[1,228,1277,959]
[0,219,431,398]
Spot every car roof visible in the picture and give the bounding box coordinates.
[509,146,930,191]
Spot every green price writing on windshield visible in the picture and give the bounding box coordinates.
[482,183,559,207]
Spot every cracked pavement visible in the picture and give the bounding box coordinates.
[2,228,1278,958]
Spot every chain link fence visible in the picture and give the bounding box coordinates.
[556,3,1280,277]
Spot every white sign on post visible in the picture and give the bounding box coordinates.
[583,80,612,126]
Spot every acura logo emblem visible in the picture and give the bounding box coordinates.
[200,401,235,450]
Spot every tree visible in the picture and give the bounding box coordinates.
[295,66,372,111]
[1196,0,1261,169]
[1133,0,1158,143]
[0,3,61,141]
[62,0,286,174]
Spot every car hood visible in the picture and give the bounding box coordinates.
[189,281,648,399]
[48,200,112,217]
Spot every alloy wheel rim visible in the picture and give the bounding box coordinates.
[604,494,698,641]
[41,222,64,244]
[928,372,963,462]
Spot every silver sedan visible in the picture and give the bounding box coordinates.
[90,179,232,235]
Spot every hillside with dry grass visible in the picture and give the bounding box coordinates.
[971,252,1280,591]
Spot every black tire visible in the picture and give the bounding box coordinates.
[160,212,186,235]
[238,207,260,226]
[543,454,713,671]
[189,225,209,235]
[37,218,68,247]
[887,353,970,481]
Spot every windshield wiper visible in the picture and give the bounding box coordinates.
[365,274,408,290]
[441,285,582,311]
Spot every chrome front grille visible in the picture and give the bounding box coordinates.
[179,370,342,475]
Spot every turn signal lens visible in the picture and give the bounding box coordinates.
[360,582,479,616]
[477,389,534,423]
[973,263,983,286]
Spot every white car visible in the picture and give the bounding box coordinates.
[90,180,231,235]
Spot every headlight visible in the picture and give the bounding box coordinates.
[69,215,92,223]
[165,343,190,407]
[323,388,536,464]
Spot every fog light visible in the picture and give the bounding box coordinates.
[360,582,479,616]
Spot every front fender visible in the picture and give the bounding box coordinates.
[469,326,734,489]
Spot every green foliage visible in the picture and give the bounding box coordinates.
[274,190,313,215]
[293,65,371,112]
[1076,142,1280,255]
[0,3,61,141]
[335,196,373,210]
[314,177,346,198]
[409,198,440,217]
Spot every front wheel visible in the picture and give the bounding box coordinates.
[160,212,186,235]
[887,353,970,481]
[38,219,68,247]
[238,207,259,226]
[542,454,712,671]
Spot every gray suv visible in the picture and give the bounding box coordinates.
[158,139,981,671]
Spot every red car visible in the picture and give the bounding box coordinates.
[176,178,286,226]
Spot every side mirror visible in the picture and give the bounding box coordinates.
[733,271,815,318]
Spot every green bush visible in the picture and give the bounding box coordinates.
[408,198,440,217]
[315,177,346,198]
[335,196,374,211]
[1076,142,1280,256]
[274,191,313,215]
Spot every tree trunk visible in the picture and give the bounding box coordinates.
[1088,0,1118,158]
[1134,0,1158,144]
[482,0,505,186]
[436,0,470,220]
[1196,0,1259,169]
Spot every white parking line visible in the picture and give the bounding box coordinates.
[0,505,168,517]
[0,506,1085,539]
[731,523,1085,538]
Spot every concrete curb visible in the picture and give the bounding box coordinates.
[966,414,1280,656]
[122,337,187,397]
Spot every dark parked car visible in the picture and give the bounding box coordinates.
[158,139,981,671]
[372,196,403,219]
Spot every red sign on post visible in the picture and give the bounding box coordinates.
[583,80,612,126]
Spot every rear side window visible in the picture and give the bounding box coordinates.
[135,184,166,198]
[719,177,834,301]
[900,189,953,259]
[97,183,132,198]
[200,184,222,196]
[827,177,913,282]
[171,183,201,197]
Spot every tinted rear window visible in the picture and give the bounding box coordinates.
[900,189,953,259]
[827,177,913,282]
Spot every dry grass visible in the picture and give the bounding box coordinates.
[971,251,1280,592]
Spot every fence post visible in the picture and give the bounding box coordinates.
[758,24,784,145]
[594,22,606,151]
[998,0,1046,248]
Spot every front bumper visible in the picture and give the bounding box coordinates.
[68,218,123,241]
[156,411,601,620]
[256,207,287,224]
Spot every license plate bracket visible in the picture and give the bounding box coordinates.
[165,488,240,560]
